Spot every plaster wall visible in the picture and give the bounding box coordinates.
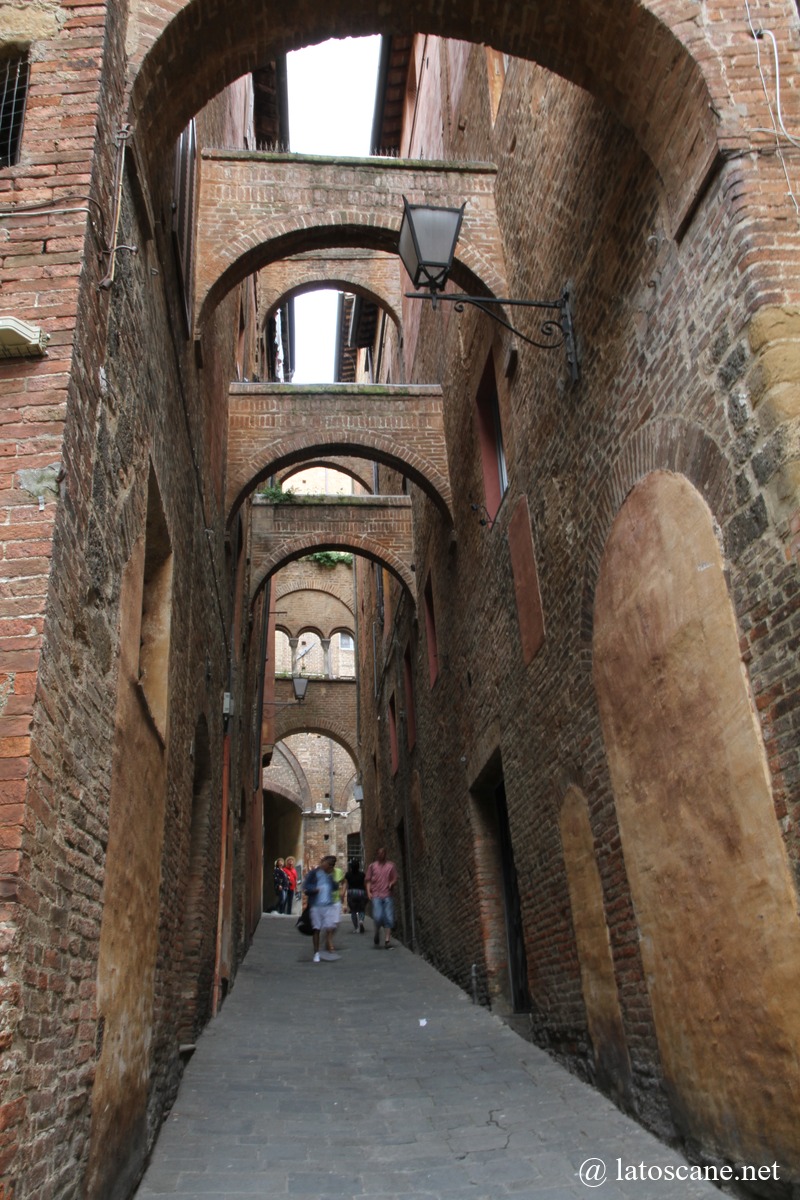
[593,471,800,1173]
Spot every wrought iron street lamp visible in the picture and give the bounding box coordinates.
[398,197,579,384]
[398,198,465,291]
[263,674,309,705]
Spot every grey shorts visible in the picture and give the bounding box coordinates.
[310,904,339,931]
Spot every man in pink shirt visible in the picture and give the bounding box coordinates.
[365,847,398,949]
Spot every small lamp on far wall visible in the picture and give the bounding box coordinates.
[291,674,309,702]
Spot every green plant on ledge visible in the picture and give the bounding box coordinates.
[256,482,295,503]
[304,551,354,568]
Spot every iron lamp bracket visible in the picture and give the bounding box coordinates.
[405,288,580,385]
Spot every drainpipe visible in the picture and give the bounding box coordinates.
[212,734,231,1016]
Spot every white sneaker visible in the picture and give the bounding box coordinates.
[313,952,321,963]
[319,951,340,961]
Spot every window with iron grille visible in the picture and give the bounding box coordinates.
[172,118,197,325]
[0,55,29,169]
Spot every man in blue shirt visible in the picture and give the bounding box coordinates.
[303,855,339,962]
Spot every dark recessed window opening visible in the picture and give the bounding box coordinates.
[0,56,30,169]
[173,118,197,325]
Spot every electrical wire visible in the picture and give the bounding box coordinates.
[745,0,800,212]
[0,193,106,240]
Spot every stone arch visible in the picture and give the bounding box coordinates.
[275,574,355,606]
[280,457,374,494]
[128,0,722,238]
[262,782,305,811]
[593,470,800,1176]
[252,538,416,603]
[231,429,450,525]
[260,251,401,332]
[579,417,735,651]
[265,280,397,329]
[275,715,358,762]
[295,624,326,642]
[266,742,312,809]
[199,196,500,340]
[277,586,354,619]
[273,580,356,664]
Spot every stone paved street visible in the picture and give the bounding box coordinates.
[135,917,725,1200]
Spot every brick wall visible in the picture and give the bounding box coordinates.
[227,383,451,519]
[357,23,800,1182]
[0,22,262,1190]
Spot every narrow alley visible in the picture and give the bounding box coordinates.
[5,6,800,1197]
[135,918,726,1200]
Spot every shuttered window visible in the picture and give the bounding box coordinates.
[172,119,197,324]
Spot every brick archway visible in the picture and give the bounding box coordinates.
[227,382,451,523]
[252,534,416,603]
[128,0,723,237]
[279,458,374,494]
[275,717,357,762]
[259,250,401,331]
[578,417,736,656]
[196,154,502,334]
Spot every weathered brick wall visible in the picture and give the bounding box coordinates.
[0,14,261,1188]
[358,21,800,1177]
[1,2,135,1193]
[273,677,357,752]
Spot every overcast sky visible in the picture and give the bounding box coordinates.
[287,37,382,383]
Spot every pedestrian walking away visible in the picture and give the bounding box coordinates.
[345,858,367,933]
[365,846,398,949]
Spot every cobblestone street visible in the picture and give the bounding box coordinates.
[135,917,725,1200]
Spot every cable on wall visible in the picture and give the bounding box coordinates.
[745,0,800,214]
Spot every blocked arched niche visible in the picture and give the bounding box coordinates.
[559,786,631,1105]
[593,470,800,1177]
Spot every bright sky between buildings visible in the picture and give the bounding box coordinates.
[287,37,382,383]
